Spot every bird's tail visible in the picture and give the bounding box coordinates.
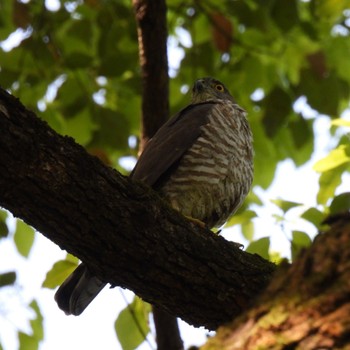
[55,263,106,315]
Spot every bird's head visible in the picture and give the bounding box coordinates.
[191,77,235,104]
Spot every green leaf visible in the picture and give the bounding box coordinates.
[42,259,78,289]
[0,221,8,238]
[0,0,15,40]
[241,221,255,242]
[271,199,303,213]
[272,213,285,223]
[56,73,91,112]
[64,108,97,146]
[271,0,298,32]
[241,56,269,95]
[14,220,35,258]
[29,300,44,342]
[91,108,130,151]
[269,251,283,264]
[262,87,292,138]
[56,18,95,58]
[246,237,270,260]
[225,210,256,227]
[288,115,314,166]
[327,36,350,83]
[0,210,8,238]
[241,28,268,47]
[0,271,16,287]
[331,119,350,128]
[19,332,39,350]
[301,207,324,228]
[329,192,350,215]
[65,52,93,69]
[99,52,137,77]
[291,230,312,261]
[250,119,278,189]
[0,209,8,221]
[298,69,345,116]
[115,296,151,350]
[313,145,350,172]
[192,13,211,45]
[273,121,313,167]
[289,114,312,149]
[21,36,55,72]
[311,0,350,22]
[317,165,346,205]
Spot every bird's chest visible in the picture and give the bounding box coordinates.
[160,104,253,227]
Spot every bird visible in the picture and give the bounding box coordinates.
[54,77,254,315]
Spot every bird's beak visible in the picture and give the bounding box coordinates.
[193,79,205,93]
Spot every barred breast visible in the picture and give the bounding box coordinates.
[160,100,253,228]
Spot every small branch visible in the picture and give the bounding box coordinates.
[152,306,184,350]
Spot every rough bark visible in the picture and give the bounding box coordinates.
[0,88,275,330]
[202,213,350,349]
[132,1,180,348]
[132,0,169,151]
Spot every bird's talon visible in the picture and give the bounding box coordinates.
[185,216,206,228]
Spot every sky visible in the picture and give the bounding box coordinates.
[1,4,350,350]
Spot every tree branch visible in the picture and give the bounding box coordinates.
[153,306,184,350]
[132,1,181,348]
[0,88,275,330]
[133,0,169,150]
[202,213,350,349]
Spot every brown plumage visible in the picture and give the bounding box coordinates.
[55,77,254,315]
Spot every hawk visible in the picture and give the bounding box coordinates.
[55,77,254,315]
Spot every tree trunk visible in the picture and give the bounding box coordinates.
[0,87,275,330]
[132,0,169,151]
[201,213,350,349]
[132,1,180,348]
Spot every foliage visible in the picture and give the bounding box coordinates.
[13,220,35,258]
[1,0,350,349]
[18,301,44,350]
[42,254,79,288]
[115,296,151,350]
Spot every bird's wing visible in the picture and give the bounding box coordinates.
[130,101,216,186]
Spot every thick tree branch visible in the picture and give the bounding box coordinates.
[0,88,275,330]
[202,213,350,349]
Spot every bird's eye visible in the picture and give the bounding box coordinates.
[215,84,224,92]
